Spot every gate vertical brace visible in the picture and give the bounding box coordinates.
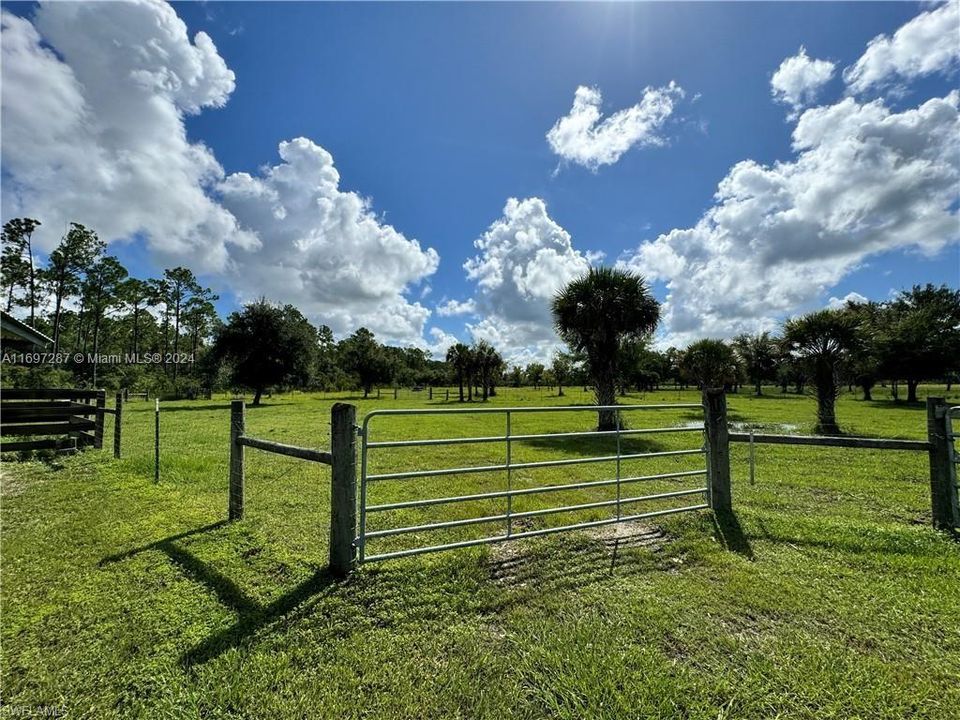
[704,388,731,513]
[505,411,513,537]
[330,403,358,576]
[615,408,622,520]
[229,400,245,520]
[358,414,369,563]
[927,397,958,531]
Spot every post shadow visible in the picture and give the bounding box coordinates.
[711,509,754,560]
[99,521,342,667]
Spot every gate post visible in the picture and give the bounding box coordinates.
[94,389,106,449]
[926,397,958,531]
[704,388,731,513]
[229,400,245,520]
[330,403,357,576]
[113,391,123,459]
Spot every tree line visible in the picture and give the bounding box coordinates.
[4,218,957,431]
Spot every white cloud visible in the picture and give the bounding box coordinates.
[435,298,477,317]
[461,198,592,362]
[826,292,869,310]
[218,138,439,345]
[546,83,685,170]
[623,91,960,347]
[423,326,461,359]
[771,46,835,119]
[0,2,255,271]
[844,0,960,94]
[1,2,440,347]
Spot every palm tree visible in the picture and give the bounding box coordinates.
[731,332,776,396]
[680,339,739,393]
[552,267,660,431]
[783,309,860,435]
[472,341,502,401]
[446,343,472,402]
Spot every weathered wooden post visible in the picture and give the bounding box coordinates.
[113,392,122,459]
[429,387,433,400]
[927,397,958,531]
[445,389,450,402]
[393,387,398,400]
[704,388,731,513]
[154,399,160,483]
[229,400,245,520]
[330,403,357,576]
[94,389,106,449]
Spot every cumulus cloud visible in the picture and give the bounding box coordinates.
[435,298,477,317]
[459,198,592,361]
[0,1,255,270]
[546,83,685,170]
[771,46,835,118]
[623,91,960,347]
[423,327,462,359]
[1,2,440,346]
[218,138,439,345]
[844,0,960,94]
[826,292,869,310]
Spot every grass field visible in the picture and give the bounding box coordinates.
[3,385,960,719]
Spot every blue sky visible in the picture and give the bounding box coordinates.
[2,1,958,360]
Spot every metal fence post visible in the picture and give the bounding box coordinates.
[113,392,122,459]
[927,397,957,531]
[94,389,106,449]
[229,400,245,520]
[704,388,731,513]
[330,403,357,576]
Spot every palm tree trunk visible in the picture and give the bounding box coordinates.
[594,367,617,431]
[815,371,839,435]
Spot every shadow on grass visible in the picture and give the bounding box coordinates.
[520,433,668,457]
[711,510,754,560]
[99,521,341,667]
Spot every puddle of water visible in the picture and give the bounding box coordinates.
[676,420,800,433]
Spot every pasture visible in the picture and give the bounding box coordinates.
[3,386,960,719]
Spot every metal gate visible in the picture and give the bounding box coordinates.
[357,403,711,563]
[946,406,960,527]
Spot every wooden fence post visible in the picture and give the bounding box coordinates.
[927,397,958,531]
[704,388,731,513]
[113,392,122,459]
[154,399,160,483]
[393,387,398,400]
[93,389,106,449]
[229,400,245,520]
[429,387,433,400]
[330,403,357,576]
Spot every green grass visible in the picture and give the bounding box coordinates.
[3,385,960,719]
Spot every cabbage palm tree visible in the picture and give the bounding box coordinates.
[680,339,739,393]
[446,343,472,402]
[552,267,660,430]
[783,309,860,435]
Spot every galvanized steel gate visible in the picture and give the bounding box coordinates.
[357,404,711,563]
[946,406,960,527]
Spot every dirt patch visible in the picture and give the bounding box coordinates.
[586,523,669,551]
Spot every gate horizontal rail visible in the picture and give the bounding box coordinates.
[359,403,711,563]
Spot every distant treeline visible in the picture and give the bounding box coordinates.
[2,218,957,406]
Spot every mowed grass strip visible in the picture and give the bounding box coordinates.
[2,386,959,719]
